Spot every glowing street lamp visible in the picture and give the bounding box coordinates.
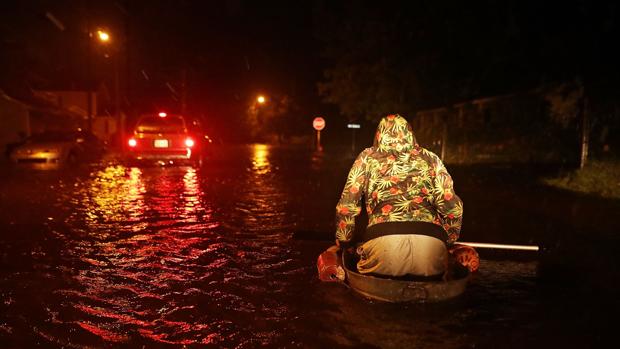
[257,95,266,104]
[97,30,110,43]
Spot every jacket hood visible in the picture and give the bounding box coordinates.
[373,114,417,153]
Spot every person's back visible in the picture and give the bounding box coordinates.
[335,114,463,277]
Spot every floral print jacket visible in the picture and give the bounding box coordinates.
[335,114,463,244]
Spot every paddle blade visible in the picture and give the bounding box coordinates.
[450,244,480,272]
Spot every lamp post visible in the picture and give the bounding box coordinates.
[93,29,122,147]
[86,28,111,133]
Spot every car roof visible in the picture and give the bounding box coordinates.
[134,114,189,134]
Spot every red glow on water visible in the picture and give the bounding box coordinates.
[76,304,150,327]
[77,322,129,342]
[65,166,225,346]
[138,328,196,345]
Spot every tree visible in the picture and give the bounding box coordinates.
[315,0,620,126]
[313,1,498,122]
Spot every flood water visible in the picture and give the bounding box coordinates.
[0,144,618,348]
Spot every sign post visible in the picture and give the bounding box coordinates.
[347,123,360,153]
[313,117,326,151]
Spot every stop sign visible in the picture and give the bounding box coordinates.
[313,117,326,131]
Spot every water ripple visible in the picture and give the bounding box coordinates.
[23,149,304,347]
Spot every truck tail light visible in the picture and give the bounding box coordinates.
[185,138,195,147]
[128,138,137,147]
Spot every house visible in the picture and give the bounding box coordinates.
[411,88,580,165]
[0,90,30,155]
[0,89,89,156]
[32,88,118,142]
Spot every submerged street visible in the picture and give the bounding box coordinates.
[2,1,620,347]
[0,144,618,348]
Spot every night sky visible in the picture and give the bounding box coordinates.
[1,0,619,141]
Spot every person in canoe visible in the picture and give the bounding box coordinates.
[335,114,463,278]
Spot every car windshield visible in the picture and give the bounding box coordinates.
[136,116,186,133]
[28,132,79,143]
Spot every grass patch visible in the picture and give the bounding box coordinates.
[543,160,620,199]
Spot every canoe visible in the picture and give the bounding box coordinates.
[342,251,470,303]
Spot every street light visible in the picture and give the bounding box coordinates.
[97,30,110,43]
[86,28,111,132]
[250,94,268,141]
[91,28,121,147]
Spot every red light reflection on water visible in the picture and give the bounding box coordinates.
[77,322,130,343]
[60,165,225,345]
[76,303,151,327]
[182,167,204,221]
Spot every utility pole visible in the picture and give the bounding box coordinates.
[181,67,187,115]
[580,96,589,169]
[123,0,131,144]
[86,19,93,132]
[114,53,121,147]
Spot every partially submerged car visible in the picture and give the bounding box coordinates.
[127,112,205,165]
[8,130,105,167]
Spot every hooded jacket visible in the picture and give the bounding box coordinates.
[335,114,463,244]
